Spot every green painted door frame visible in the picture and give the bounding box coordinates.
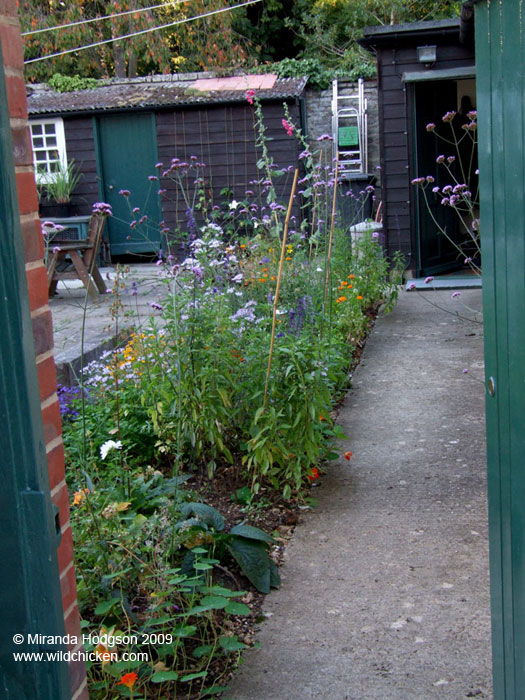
[475,1,525,697]
[0,46,70,698]
[94,112,161,257]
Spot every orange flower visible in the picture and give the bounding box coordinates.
[240,244,246,249]
[259,278,267,283]
[307,467,320,482]
[285,256,292,261]
[319,415,325,421]
[348,274,355,279]
[271,275,276,281]
[336,296,347,303]
[72,488,90,506]
[118,672,138,688]
[344,451,352,461]
[357,295,363,300]
[95,644,113,666]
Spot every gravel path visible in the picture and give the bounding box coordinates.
[226,289,493,700]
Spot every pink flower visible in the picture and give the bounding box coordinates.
[245,89,255,105]
[282,119,293,136]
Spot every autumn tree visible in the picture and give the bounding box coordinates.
[20,0,254,82]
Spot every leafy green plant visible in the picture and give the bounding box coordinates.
[178,502,280,594]
[47,73,100,92]
[41,158,82,203]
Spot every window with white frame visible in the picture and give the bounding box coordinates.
[29,118,67,182]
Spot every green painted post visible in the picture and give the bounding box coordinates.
[0,46,70,698]
[475,1,525,697]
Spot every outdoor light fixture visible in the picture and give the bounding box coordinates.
[417,45,437,68]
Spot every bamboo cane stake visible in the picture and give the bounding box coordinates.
[263,168,299,407]
[323,158,339,309]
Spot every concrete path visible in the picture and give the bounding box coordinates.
[226,289,493,700]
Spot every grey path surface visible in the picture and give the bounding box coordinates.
[227,289,492,700]
[49,264,167,382]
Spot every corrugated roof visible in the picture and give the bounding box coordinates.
[26,73,308,116]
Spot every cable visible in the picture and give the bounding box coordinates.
[22,0,190,37]
[24,0,261,65]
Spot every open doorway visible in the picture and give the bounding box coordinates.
[412,78,478,277]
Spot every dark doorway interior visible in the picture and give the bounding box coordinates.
[412,79,478,277]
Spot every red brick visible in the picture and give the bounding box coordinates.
[52,483,71,548]
[69,660,89,699]
[0,22,24,70]
[6,73,27,119]
[1,0,19,16]
[26,263,48,312]
[21,217,45,263]
[64,604,82,640]
[38,354,58,401]
[60,561,80,618]
[41,397,62,445]
[46,441,66,491]
[16,170,39,215]
[57,520,74,574]
[11,125,33,167]
[32,309,54,355]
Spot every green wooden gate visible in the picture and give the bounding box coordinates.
[95,112,161,256]
[0,45,70,699]
[475,1,525,697]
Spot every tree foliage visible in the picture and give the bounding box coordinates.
[19,0,463,83]
[20,0,254,82]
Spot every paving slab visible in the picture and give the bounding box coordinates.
[49,264,167,383]
[226,289,492,700]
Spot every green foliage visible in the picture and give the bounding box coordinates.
[47,73,100,92]
[40,159,82,203]
[60,102,404,698]
[177,502,280,593]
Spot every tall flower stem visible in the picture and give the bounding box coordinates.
[320,159,339,347]
[263,169,299,408]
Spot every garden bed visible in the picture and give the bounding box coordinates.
[59,100,403,698]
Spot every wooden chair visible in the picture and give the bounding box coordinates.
[46,212,108,299]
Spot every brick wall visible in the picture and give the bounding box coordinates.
[1,2,87,698]
[305,79,380,181]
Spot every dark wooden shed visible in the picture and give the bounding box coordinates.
[27,74,307,258]
[361,14,476,276]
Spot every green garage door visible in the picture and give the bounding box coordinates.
[96,112,161,257]
[476,1,525,698]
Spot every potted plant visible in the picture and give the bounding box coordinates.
[39,159,82,217]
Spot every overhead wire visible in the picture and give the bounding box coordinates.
[24,0,262,64]
[22,0,190,37]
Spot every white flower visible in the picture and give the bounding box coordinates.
[232,273,243,283]
[100,440,122,460]
[229,200,239,210]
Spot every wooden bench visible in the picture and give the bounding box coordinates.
[46,212,108,299]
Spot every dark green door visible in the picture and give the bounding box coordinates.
[412,80,474,276]
[96,113,161,256]
[476,1,525,698]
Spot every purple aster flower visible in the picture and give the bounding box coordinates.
[425,276,434,284]
[119,189,130,197]
[408,283,416,291]
[150,302,163,311]
[451,291,461,298]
